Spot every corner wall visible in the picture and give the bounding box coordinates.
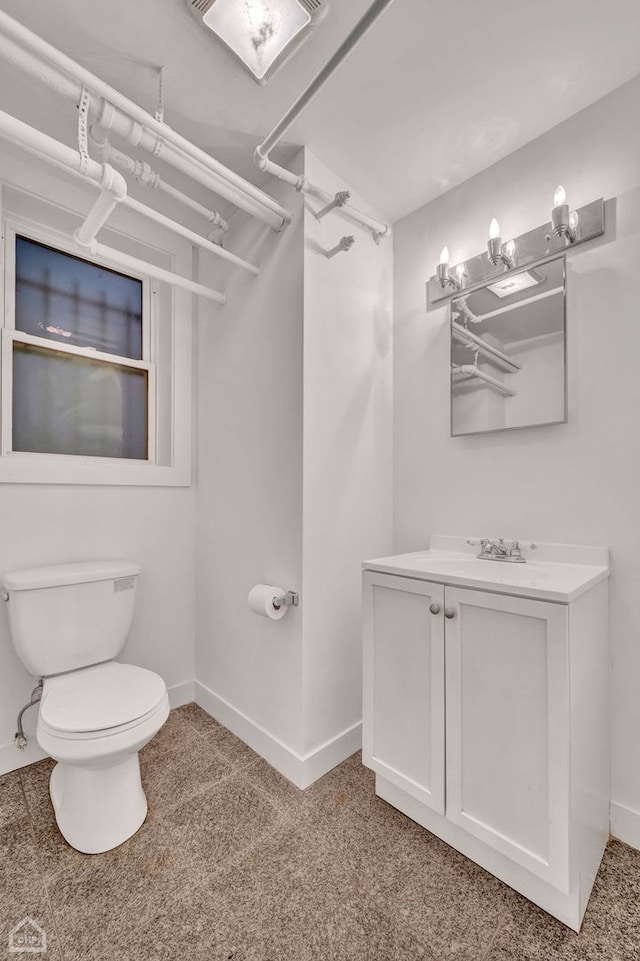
[302,149,393,756]
[195,160,306,757]
[195,149,394,783]
[392,75,640,846]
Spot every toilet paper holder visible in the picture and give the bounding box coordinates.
[272,591,299,610]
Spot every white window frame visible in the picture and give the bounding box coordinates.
[0,176,193,487]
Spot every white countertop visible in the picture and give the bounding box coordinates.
[363,535,610,603]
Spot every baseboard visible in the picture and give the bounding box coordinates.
[167,679,196,709]
[194,680,362,790]
[0,736,47,776]
[0,679,197,777]
[610,800,640,851]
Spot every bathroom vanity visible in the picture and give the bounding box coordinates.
[362,536,610,931]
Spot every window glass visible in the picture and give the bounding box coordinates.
[12,342,148,459]
[15,236,143,359]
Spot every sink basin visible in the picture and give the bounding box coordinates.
[363,539,609,603]
[411,555,550,582]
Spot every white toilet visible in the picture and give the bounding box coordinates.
[2,560,169,855]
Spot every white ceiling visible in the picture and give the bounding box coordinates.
[1,0,639,222]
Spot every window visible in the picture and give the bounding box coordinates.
[10,236,150,460]
[0,177,193,487]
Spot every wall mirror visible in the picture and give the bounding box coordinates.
[450,256,566,436]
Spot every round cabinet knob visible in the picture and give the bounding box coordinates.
[444,607,456,619]
[429,603,441,615]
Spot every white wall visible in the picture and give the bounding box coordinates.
[195,149,393,782]
[195,159,305,754]
[393,74,640,843]
[0,149,197,774]
[302,149,393,754]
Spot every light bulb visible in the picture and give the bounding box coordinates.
[440,246,449,265]
[569,210,579,231]
[489,218,500,240]
[553,185,567,208]
[504,239,516,261]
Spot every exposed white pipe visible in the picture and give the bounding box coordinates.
[0,108,227,303]
[0,12,291,230]
[74,162,127,248]
[452,321,521,372]
[254,0,394,241]
[453,364,516,397]
[94,242,226,304]
[123,197,259,276]
[157,180,229,233]
[89,125,230,234]
[305,182,389,242]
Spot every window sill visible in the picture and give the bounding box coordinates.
[0,454,191,487]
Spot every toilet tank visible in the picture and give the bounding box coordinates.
[2,560,141,677]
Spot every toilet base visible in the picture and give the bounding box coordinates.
[50,753,148,854]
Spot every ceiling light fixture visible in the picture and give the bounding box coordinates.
[195,0,327,84]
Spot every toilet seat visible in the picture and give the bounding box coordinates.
[41,661,167,737]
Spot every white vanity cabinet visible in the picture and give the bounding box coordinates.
[362,539,610,931]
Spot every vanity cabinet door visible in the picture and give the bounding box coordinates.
[362,572,445,813]
[444,586,570,892]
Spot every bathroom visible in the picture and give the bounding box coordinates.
[0,0,639,957]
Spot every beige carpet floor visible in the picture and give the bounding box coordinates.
[0,703,638,960]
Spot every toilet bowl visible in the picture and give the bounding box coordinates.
[2,560,169,855]
[37,661,170,854]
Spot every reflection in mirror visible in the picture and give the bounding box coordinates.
[450,256,566,436]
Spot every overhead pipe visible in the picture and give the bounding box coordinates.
[254,0,394,242]
[0,11,291,230]
[89,126,229,236]
[93,243,226,304]
[123,197,260,276]
[74,162,127,248]
[0,109,227,303]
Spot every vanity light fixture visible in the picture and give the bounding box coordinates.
[551,185,580,243]
[427,189,604,306]
[437,246,463,290]
[487,219,515,269]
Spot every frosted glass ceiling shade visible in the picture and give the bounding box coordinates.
[203,0,311,82]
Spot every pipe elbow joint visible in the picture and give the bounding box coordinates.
[72,229,98,254]
[89,124,110,153]
[100,163,128,201]
[253,146,268,171]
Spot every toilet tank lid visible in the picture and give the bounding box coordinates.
[3,560,141,591]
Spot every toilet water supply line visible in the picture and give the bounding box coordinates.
[0,9,292,231]
[14,681,43,751]
[254,0,395,243]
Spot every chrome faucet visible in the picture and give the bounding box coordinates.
[477,538,526,564]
